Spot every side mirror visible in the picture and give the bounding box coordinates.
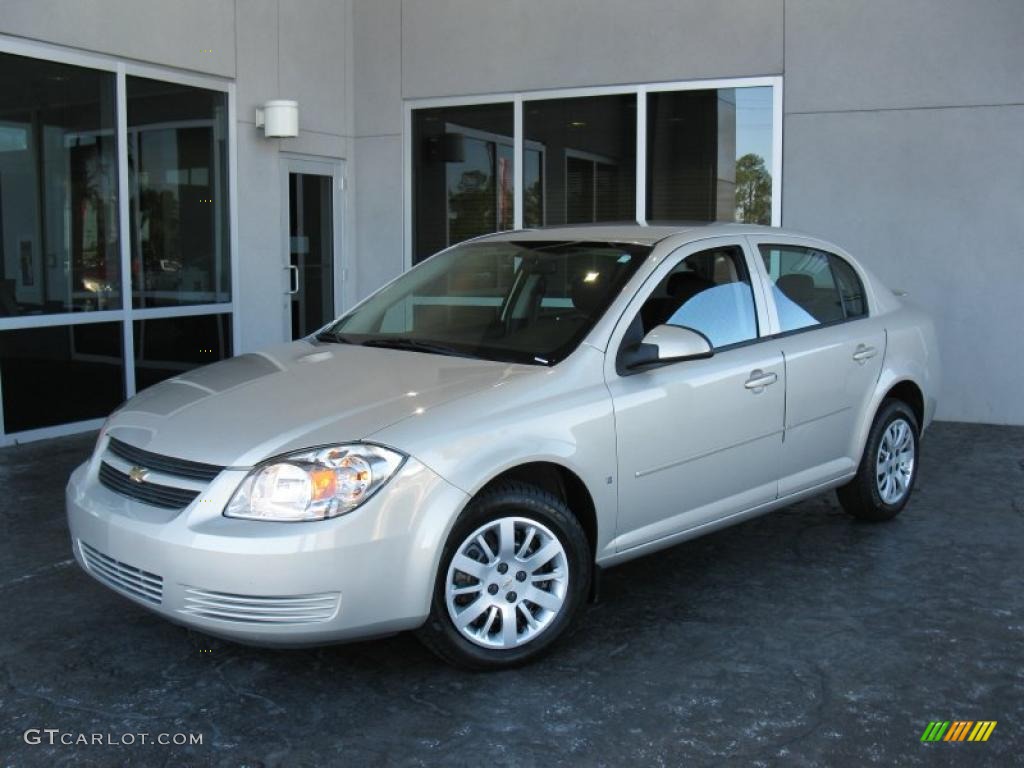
[623,324,713,370]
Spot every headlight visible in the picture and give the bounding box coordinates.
[224,444,405,522]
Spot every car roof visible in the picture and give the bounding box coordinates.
[475,222,812,247]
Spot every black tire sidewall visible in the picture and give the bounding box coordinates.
[420,483,591,669]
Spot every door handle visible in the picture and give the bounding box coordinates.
[286,265,299,295]
[852,344,877,364]
[744,369,778,391]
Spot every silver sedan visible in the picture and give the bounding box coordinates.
[67,224,939,668]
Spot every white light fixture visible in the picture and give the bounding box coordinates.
[256,100,299,138]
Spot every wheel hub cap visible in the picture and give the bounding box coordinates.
[876,418,915,505]
[445,516,569,649]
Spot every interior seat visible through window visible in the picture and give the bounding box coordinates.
[759,245,854,331]
[632,246,759,350]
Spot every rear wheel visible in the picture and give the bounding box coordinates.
[416,481,591,670]
[838,399,920,521]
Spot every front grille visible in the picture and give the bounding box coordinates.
[79,541,163,605]
[99,462,200,510]
[180,587,341,625]
[107,437,223,482]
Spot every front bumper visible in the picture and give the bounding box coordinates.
[66,454,467,646]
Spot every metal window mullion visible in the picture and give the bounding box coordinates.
[227,83,240,354]
[635,86,647,225]
[403,103,413,270]
[513,96,523,230]
[772,79,784,226]
[116,64,136,399]
[130,303,235,321]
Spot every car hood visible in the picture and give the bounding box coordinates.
[104,340,537,467]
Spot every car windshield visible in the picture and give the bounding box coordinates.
[321,240,649,365]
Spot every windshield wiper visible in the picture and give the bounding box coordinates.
[360,337,475,359]
[315,330,356,344]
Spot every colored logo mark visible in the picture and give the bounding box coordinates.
[921,721,997,742]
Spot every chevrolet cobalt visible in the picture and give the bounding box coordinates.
[67,224,939,669]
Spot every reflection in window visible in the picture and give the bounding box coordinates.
[410,85,776,263]
[127,77,230,307]
[639,247,757,348]
[829,255,867,319]
[333,241,646,365]
[647,87,773,224]
[0,52,120,316]
[412,103,514,264]
[760,246,844,331]
[289,173,335,340]
[524,94,636,227]
[0,322,124,431]
[133,313,232,391]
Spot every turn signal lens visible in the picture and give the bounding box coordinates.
[309,468,338,501]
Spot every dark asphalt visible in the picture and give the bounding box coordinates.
[1,422,1021,767]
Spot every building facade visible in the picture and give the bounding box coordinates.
[0,0,1020,444]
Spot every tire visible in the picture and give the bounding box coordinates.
[415,480,591,670]
[838,399,920,522]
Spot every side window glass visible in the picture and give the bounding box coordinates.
[759,245,844,331]
[636,246,758,349]
[829,254,867,319]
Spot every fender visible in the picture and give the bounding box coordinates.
[849,314,939,465]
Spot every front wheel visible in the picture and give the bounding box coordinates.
[838,399,920,522]
[416,481,591,670]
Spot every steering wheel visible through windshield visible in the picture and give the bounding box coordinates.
[321,240,649,365]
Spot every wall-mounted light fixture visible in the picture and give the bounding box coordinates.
[256,100,299,138]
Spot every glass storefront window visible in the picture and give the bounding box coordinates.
[0,49,235,440]
[523,94,636,227]
[133,313,232,391]
[127,76,230,307]
[0,52,120,317]
[0,322,124,432]
[412,103,514,264]
[647,86,773,224]
[410,82,777,262]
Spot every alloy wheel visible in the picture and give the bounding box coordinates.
[445,516,569,649]
[876,418,915,504]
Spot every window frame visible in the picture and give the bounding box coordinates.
[827,252,869,321]
[0,34,238,445]
[607,236,773,377]
[745,235,873,340]
[404,76,783,272]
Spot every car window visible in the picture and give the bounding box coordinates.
[636,246,758,349]
[829,254,867,319]
[328,240,647,365]
[759,245,844,331]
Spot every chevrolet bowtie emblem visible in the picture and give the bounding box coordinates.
[128,466,149,484]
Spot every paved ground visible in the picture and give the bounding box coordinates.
[0,422,1021,767]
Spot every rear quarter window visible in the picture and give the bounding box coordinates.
[828,254,868,319]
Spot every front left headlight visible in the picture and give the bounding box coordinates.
[224,444,406,522]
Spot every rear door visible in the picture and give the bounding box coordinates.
[748,237,885,495]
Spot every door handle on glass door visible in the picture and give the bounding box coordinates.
[286,265,299,295]
[744,370,778,391]
[852,344,877,363]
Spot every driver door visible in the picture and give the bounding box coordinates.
[605,239,784,552]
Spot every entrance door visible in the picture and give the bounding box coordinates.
[284,158,343,340]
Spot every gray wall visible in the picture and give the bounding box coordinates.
[782,0,1024,426]
[233,0,355,350]
[351,0,1024,425]
[2,0,1021,424]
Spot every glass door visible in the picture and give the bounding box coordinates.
[285,159,341,340]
